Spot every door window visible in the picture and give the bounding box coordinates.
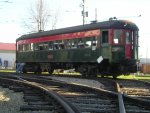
[125,31,131,44]
[102,31,109,44]
[114,30,122,44]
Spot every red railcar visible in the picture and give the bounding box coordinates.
[16,20,139,78]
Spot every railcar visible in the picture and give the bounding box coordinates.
[16,19,139,78]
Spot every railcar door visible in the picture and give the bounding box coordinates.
[125,31,133,59]
[111,29,124,62]
[101,30,110,59]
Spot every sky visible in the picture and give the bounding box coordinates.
[0,0,150,58]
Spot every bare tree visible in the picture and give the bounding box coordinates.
[23,0,59,33]
[31,0,50,32]
[50,10,59,30]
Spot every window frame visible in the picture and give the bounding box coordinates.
[113,29,123,45]
[101,30,109,44]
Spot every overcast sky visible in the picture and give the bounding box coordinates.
[0,0,149,58]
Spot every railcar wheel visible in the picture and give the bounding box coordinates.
[21,64,27,73]
[22,67,27,74]
[34,65,42,74]
[91,68,98,77]
[101,75,104,78]
[48,68,54,74]
[34,69,42,74]
[37,69,42,74]
[113,75,117,79]
[81,74,87,77]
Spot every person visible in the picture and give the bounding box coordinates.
[4,60,8,69]
[16,62,25,73]
[0,58,2,66]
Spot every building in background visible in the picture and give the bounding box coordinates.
[140,58,150,74]
[140,58,150,64]
[0,42,16,69]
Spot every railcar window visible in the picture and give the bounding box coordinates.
[85,37,91,48]
[92,37,97,50]
[43,42,48,50]
[60,43,65,49]
[58,40,64,49]
[23,45,25,51]
[39,43,44,50]
[125,32,131,44]
[131,32,134,49]
[48,42,53,50]
[102,31,108,44]
[67,39,72,49]
[53,41,59,50]
[68,40,72,49]
[31,43,34,51]
[64,40,67,49]
[53,44,59,49]
[134,31,138,45]
[18,45,23,52]
[114,30,122,44]
[78,38,85,48]
[63,39,71,49]
[24,44,31,51]
[33,42,48,50]
[71,39,78,49]
[34,43,39,50]
[92,37,97,47]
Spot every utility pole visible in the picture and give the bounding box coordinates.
[95,8,97,21]
[81,0,88,25]
[82,0,85,25]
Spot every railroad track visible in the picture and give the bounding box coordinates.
[95,78,150,112]
[17,74,150,113]
[51,73,150,100]
[45,75,150,113]
[94,78,118,92]
[0,74,79,113]
[1,73,150,112]
[20,75,119,113]
[116,79,150,100]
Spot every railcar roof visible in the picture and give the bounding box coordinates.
[17,20,139,41]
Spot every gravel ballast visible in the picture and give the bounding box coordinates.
[49,76,104,88]
[0,76,104,113]
[0,86,54,113]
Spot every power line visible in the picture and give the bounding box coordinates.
[0,1,12,3]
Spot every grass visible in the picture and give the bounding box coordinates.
[1,69,150,81]
[118,74,150,82]
[0,69,16,73]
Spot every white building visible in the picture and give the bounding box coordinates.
[0,42,16,69]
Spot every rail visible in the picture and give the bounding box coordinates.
[0,76,81,113]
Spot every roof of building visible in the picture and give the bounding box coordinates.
[0,42,16,51]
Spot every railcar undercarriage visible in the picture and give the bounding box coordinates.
[20,59,137,79]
